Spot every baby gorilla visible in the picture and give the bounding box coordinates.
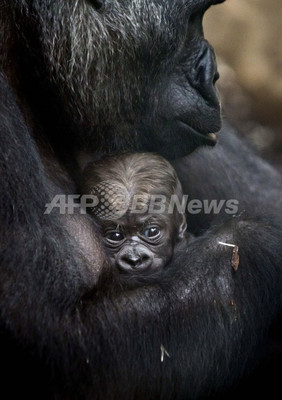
[81,153,187,283]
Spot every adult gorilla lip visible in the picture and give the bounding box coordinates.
[207,132,217,142]
[178,121,218,145]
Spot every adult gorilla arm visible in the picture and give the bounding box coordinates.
[0,73,104,397]
[173,125,282,396]
[0,74,281,399]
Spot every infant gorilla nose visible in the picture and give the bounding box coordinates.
[117,246,153,272]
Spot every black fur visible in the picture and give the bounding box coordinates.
[0,1,281,399]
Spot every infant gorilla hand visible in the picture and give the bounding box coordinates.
[81,153,187,286]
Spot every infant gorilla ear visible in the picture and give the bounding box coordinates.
[80,153,188,286]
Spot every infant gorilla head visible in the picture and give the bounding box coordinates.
[81,153,187,280]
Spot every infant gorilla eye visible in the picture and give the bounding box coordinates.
[143,227,161,239]
[105,231,124,242]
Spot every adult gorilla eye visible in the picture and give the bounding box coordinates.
[143,227,161,239]
[106,231,124,242]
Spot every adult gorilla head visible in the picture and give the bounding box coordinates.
[4,0,223,159]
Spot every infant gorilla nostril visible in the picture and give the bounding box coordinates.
[118,249,153,271]
[125,254,141,267]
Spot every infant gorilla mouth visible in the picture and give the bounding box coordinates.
[81,153,188,285]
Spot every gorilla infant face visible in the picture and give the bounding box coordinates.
[101,213,183,273]
[23,0,224,158]
[81,153,187,278]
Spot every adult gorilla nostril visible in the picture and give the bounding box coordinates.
[190,43,219,105]
[213,71,220,85]
[196,46,216,83]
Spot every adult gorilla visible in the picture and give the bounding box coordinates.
[0,1,281,399]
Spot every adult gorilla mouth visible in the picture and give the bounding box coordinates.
[139,116,221,160]
[177,121,219,146]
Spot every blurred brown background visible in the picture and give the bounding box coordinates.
[204,0,282,165]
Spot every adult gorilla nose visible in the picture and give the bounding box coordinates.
[213,71,220,86]
[190,42,220,106]
[117,248,153,271]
